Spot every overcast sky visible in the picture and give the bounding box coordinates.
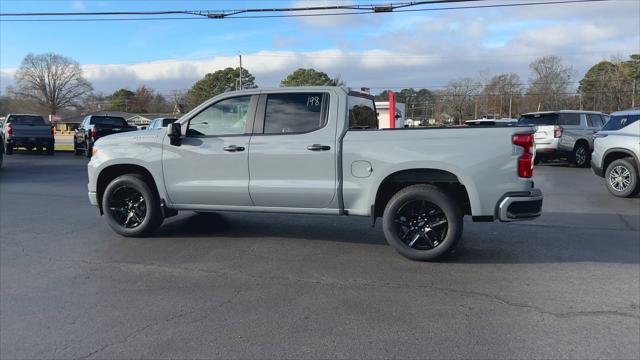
[0,0,638,95]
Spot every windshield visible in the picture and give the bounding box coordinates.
[518,114,558,126]
[7,115,46,125]
[602,114,639,131]
[90,116,128,127]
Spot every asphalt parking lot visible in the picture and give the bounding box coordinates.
[1,153,639,359]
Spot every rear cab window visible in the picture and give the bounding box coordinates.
[90,116,128,127]
[602,114,640,131]
[263,93,328,134]
[518,113,558,126]
[348,94,378,130]
[7,115,45,125]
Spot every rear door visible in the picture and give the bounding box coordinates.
[558,113,585,150]
[248,91,338,209]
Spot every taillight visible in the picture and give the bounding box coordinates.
[553,125,562,138]
[512,133,534,178]
[6,124,13,136]
[91,127,97,137]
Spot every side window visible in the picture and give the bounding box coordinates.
[187,96,252,136]
[263,93,327,134]
[587,114,603,128]
[558,113,580,126]
[348,96,378,129]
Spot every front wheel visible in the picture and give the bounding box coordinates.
[102,174,164,237]
[74,141,82,156]
[382,184,463,261]
[605,158,639,198]
[84,142,92,158]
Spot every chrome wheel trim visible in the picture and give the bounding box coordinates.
[608,165,632,192]
[394,200,448,251]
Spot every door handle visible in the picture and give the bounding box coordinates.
[307,144,331,151]
[223,145,245,152]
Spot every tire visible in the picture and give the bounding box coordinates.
[382,184,463,261]
[5,144,13,155]
[84,142,92,158]
[534,156,541,165]
[36,145,43,154]
[73,141,82,156]
[605,158,639,198]
[572,143,590,168]
[102,174,164,237]
[46,146,54,155]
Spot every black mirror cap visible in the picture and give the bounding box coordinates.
[168,122,182,146]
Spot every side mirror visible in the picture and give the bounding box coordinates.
[167,122,182,146]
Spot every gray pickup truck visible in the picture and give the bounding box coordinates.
[2,114,55,155]
[87,87,543,261]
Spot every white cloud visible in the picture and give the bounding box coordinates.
[1,0,637,94]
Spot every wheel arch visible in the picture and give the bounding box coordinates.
[574,138,590,150]
[96,164,160,214]
[603,148,640,173]
[372,168,473,220]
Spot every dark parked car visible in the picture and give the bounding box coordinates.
[2,114,55,155]
[74,115,137,157]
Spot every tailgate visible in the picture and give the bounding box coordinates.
[11,125,52,138]
[533,125,555,144]
[95,126,135,138]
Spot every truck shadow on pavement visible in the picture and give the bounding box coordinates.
[155,211,640,264]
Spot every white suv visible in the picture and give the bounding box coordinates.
[591,109,640,197]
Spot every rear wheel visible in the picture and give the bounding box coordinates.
[36,145,43,154]
[5,144,13,155]
[74,141,82,156]
[382,184,463,261]
[46,146,54,155]
[605,158,639,198]
[572,143,590,167]
[102,174,163,237]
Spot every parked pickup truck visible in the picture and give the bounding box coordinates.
[74,115,137,157]
[87,87,543,261]
[2,114,55,155]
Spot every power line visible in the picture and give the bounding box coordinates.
[0,0,616,22]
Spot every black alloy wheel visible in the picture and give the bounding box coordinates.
[394,200,449,250]
[108,186,148,229]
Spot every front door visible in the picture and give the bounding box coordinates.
[248,91,338,209]
[163,95,257,206]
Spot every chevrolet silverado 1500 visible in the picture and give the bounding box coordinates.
[87,87,542,261]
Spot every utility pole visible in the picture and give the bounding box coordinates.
[238,54,243,91]
[508,94,512,119]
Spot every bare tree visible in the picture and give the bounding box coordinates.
[481,73,524,117]
[443,78,481,123]
[527,56,573,111]
[13,53,93,115]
